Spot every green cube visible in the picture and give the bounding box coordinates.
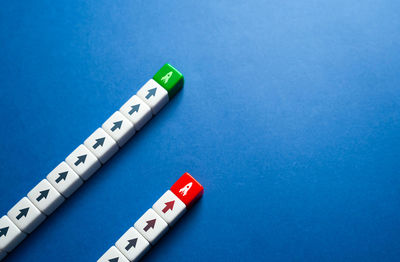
[153,64,184,98]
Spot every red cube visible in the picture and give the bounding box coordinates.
[170,173,204,208]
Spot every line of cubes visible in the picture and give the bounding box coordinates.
[98,173,204,262]
[0,64,183,260]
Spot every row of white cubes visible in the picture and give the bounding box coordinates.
[0,79,170,260]
[98,190,187,262]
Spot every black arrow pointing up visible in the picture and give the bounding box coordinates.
[93,137,105,149]
[111,121,122,132]
[145,88,157,99]
[143,219,156,232]
[56,171,68,183]
[125,238,138,251]
[108,258,119,262]
[36,189,49,202]
[0,227,9,237]
[16,207,29,220]
[128,104,140,115]
[75,155,87,166]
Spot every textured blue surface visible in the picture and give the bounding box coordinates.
[1,1,400,261]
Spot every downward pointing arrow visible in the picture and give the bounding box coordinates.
[145,88,157,99]
[128,104,140,115]
[143,219,156,232]
[125,238,138,251]
[56,171,68,183]
[162,200,175,213]
[36,189,49,202]
[93,137,105,149]
[16,207,29,220]
[0,227,9,237]
[111,121,122,132]
[108,258,119,262]
[75,154,87,166]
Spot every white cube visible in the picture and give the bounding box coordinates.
[84,128,119,164]
[97,246,129,262]
[46,161,83,198]
[136,79,169,115]
[134,208,168,245]
[120,95,152,131]
[115,227,150,261]
[27,179,65,215]
[152,190,186,226]
[102,111,135,147]
[65,144,101,180]
[0,215,26,252]
[7,197,46,234]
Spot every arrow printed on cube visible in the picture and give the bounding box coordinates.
[128,104,140,115]
[55,171,68,183]
[36,189,49,202]
[145,88,157,99]
[143,219,156,232]
[16,208,29,220]
[111,120,122,131]
[162,200,175,213]
[0,227,9,237]
[125,238,138,251]
[74,154,87,166]
[1,64,186,259]
[93,137,105,149]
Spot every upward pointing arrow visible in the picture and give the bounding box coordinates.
[93,137,105,149]
[111,121,122,132]
[56,171,68,183]
[0,227,9,237]
[36,189,50,202]
[143,219,156,232]
[75,155,87,166]
[162,200,175,213]
[108,258,119,262]
[128,104,140,115]
[125,238,138,251]
[16,207,29,220]
[145,88,157,99]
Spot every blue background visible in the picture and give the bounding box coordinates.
[1,0,400,261]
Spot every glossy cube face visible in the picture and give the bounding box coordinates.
[153,64,184,98]
[170,173,204,207]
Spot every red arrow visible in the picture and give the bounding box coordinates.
[143,219,156,232]
[162,200,175,213]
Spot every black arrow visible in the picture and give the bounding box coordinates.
[0,227,9,237]
[111,121,122,132]
[128,104,140,115]
[125,238,138,251]
[143,219,156,232]
[74,154,87,166]
[55,171,68,183]
[16,207,29,220]
[109,258,119,262]
[145,88,157,99]
[36,189,49,202]
[93,137,105,149]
